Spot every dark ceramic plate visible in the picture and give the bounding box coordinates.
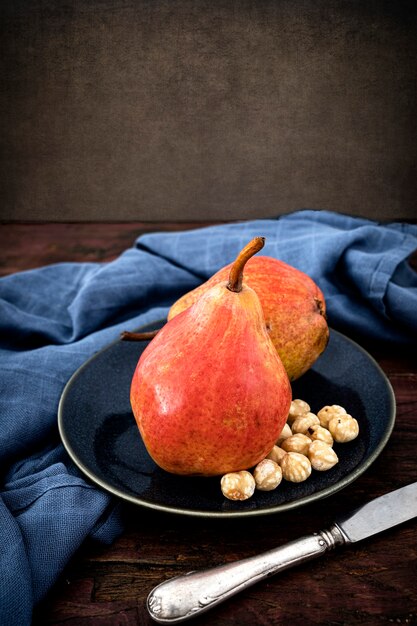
[58,322,395,518]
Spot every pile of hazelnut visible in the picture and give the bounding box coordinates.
[221,400,360,501]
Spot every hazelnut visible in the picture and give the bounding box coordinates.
[253,459,282,491]
[328,415,359,443]
[308,440,339,471]
[317,405,347,428]
[266,445,287,465]
[276,423,292,445]
[291,412,320,435]
[281,452,312,482]
[220,471,256,501]
[287,399,311,424]
[281,433,311,456]
[308,424,334,446]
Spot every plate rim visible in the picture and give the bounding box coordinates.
[58,323,396,518]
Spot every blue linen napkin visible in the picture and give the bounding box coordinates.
[0,209,416,625]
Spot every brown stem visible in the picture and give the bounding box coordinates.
[227,237,265,293]
[120,329,159,342]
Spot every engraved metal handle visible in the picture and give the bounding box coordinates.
[147,525,346,623]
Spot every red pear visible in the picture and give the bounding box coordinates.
[168,256,329,380]
[130,238,292,476]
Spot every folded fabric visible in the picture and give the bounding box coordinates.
[0,210,416,625]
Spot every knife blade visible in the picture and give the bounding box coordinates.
[334,480,417,542]
[147,482,417,624]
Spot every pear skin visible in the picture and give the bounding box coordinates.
[130,239,292,476]
[168,256,329,381]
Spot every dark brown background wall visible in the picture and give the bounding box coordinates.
[1,0,416,222]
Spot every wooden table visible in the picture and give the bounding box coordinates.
[1,222,416,626]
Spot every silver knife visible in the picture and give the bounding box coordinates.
[147,481,417,623]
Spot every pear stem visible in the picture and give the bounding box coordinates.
[227,237,265,293]
[121,330,159,342]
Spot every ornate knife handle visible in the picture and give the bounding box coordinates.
[147,525,346,623]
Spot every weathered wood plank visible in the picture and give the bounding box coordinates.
[0,221,223,276]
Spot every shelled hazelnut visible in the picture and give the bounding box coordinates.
[220,471,256,501]
[287,399,311,424]
[281,433,311,456]
[317,405,347,428]
[328,415,359,443]
[281,452,312,482]
[253,459,282,491]
[291,412,320,435]
[308,424,334,446]
[266,445,287,465]
[308,440,339,471]
[276,423,292,445]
